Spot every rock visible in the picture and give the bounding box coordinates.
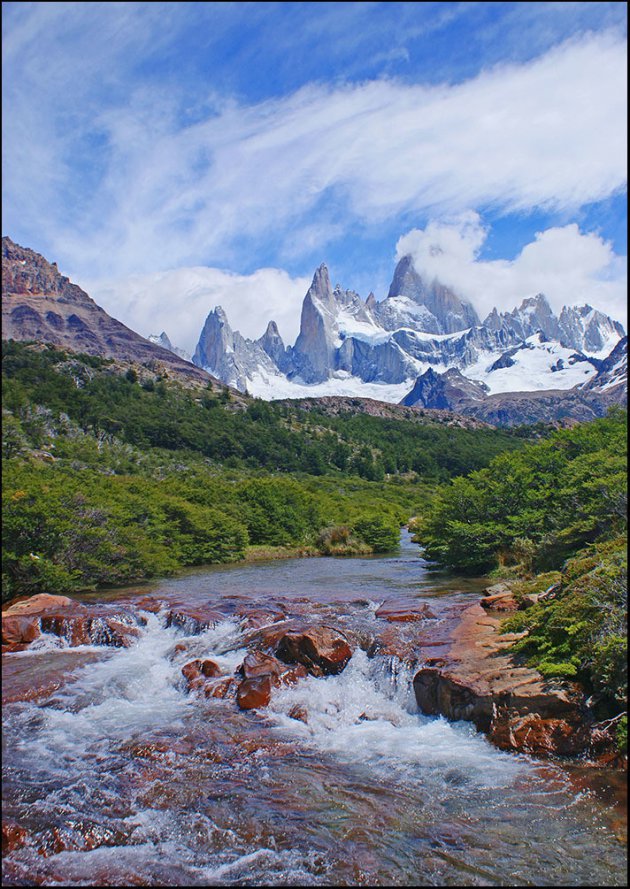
[489,708,590,756]
[239,650,285,680]
[166,606,227,635]
[375,599,436,622]
[480,583,518,612]
[4,593,74,615]
[2,821,29,854]
[276,625,353,676]
[412,602,591,757]
[203,677,235,699]
[236,675,272,710]
[181,658,222,692]
[2,614,41,647]
[39,614,141,648]
[133,596,164,614]
[288,704,309,723]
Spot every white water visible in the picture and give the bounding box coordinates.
[3,543,627,886]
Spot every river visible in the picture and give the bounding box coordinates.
[2,531,627,886]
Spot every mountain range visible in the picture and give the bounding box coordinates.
[2,236,626,427]
[175,253,626,424]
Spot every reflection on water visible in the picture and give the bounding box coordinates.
[2,531,627,886]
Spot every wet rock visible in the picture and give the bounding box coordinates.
[489,708,590,756]
[2,821,30,854]
[276,625,353,676]
[181,658,222,691]
[203,677,235,699]
[413,601,590,757]
[279,663,309,686]
[2,614,41,647]
[236,602,287,629]
[36,820,129,857]
[166,606,228,635]
[375,599,436,622]
[133,596,165,614]
[239,650,284,680]
[288,704,309,723]
[39,614,141,648]
[236,675,272,709]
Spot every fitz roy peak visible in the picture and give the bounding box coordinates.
[186,253,626,421]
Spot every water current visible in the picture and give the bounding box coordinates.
[2,531,627,886]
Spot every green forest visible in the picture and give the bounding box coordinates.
[2,340,523,602]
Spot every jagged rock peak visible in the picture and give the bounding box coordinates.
[386,253,479,333]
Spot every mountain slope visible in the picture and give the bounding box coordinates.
[2,237,218,388]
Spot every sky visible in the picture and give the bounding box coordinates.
[2,1,627,351]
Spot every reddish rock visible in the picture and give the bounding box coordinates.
[237,602,287,629]
[375,599,436,622]
[279,663,309,685]
[276,625,352,676]
[2,821,29,854]
[38,614,141,648]
[166,606,228,634]
[133,596,164,614]
[236,675,272,709]
[288,704,309,723]
[412,601,590,757]
[240,650,284,680]
[203,677,235,699]
[3,593,74,615]
[2,615,41,646]
[181,658,222,690]
[480,582,518,612]
[489,709,589,756]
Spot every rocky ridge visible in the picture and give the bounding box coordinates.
[1,237,220,389]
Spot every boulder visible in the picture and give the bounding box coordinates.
[3,593,74,615]
[276,625,353,676]
[236,675,272,710]
[2,615,41,648]
[239,650,285,681]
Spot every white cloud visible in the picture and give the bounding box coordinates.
[80,267,312,353]
[3,23,627,279]
[396,214,628,327]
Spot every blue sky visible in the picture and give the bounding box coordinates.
[2,2,627,348]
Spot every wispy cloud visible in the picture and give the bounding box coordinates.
[3,7,626,282]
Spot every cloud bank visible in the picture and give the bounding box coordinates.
[397,214,628,327]
[83,267,311,353]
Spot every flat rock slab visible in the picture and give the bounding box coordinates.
[375,599,436,622]
[413,602,590,756]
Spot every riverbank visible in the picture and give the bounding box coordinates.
[413,580,628,768]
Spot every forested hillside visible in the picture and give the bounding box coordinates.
[2,340,525,602]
